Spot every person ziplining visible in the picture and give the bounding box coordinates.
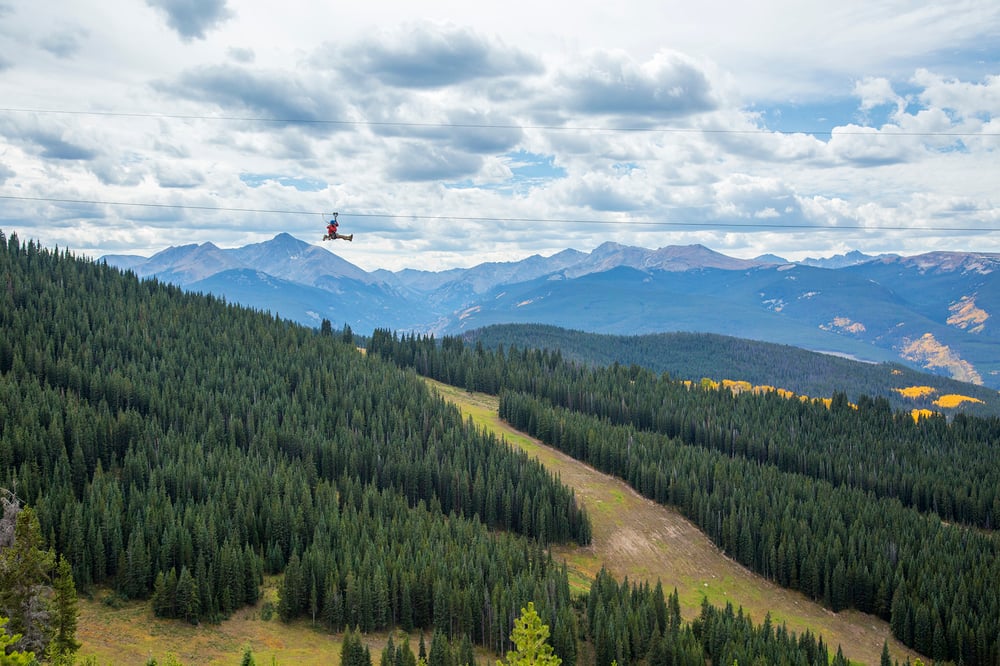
[322,212,353,242]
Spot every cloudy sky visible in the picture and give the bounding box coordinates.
[1,0,998,271]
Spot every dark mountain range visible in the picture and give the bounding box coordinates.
[102,236,1000,390]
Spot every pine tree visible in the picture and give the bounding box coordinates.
[429,631,453,666]
[50,555,81,658]
[497,602,561,666]
[550,606,577,666]
[381,634,396,666]
[341,626,373,666]
[174,566,199,625]
[458,634,475,666]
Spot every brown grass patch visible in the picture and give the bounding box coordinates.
[77,578,464,664]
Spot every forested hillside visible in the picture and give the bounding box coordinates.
[0,231,589,658]
[370,329,1000,665]
[462,324,1000,417]
[5,231,987,665]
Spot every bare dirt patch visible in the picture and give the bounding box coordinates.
[428,378,922,666]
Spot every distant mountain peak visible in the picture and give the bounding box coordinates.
[798,250,880,269]
[270,231,306,244]
[754,253,789,265]
[247,232,311,253]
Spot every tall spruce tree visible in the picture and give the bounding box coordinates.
[49,555,80,659]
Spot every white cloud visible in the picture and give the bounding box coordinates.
[553,49,718,119]
[335,22,543,89]
[913,69,1000,117]
[853,77,901,112]
[0,0,997,272]
[826,125,921,166]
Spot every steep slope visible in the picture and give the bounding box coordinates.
[0,231,587,656]
[371,328,1000,665]
[431,380,923,666]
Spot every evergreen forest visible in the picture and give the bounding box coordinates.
[369,329,1000,665]
[0,232,587,657]
[1,230,989,665]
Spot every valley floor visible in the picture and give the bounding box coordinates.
[77,576,350,665]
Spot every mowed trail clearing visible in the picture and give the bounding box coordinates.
[428,379,922,666]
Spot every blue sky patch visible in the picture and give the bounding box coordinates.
[446,150,566,193]
[755,98,862,137]
[506,150,567,180]
[240,173,327,192]
[755,80,935,138]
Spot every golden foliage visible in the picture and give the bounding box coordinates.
[698,378,855,410]
[893,386,936,399]
[721,379,753,393]
[933,394,985,408]
[700,375,980,414]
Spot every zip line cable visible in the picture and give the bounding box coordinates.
[1,194,996,233]
[0,107,994,137]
